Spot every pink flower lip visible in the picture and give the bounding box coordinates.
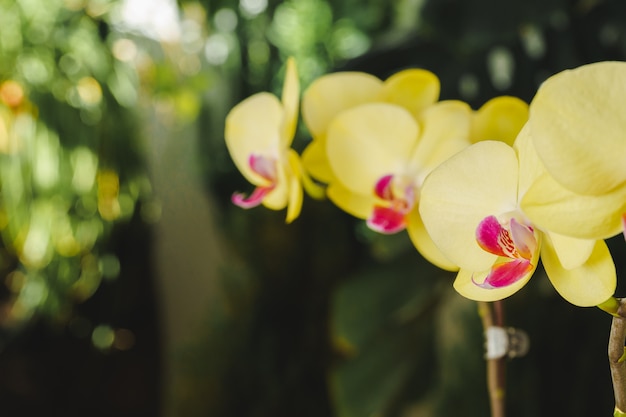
[473,215,537,289]
[367,206,407,234]
[232,154,277,209]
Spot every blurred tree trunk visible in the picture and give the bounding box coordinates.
[144,107,225,417]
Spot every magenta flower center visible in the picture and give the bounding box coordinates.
[367,174,416,234]
[473,215,538,289]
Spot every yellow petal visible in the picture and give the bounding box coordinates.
[529,61,626,195]
[302,72,382,138]
[301,138,335,184]
[453,263,536,302]
[521,170,626,240]
[516,124,626,239]
[544,231,595,270]
[379,69,440,120]
[225,92,282,184]
[262,155,289,211]
[281,57,300,147]
[541,237,616,307]
[513,123,546,198]
[327,182,374,219]
[326,103,419,195]
[419,141,519,271]
[408,100,472,178]
[285,149,303,223]
[299,165,326,201]
[471,96,528,145]
[406,209,458,271]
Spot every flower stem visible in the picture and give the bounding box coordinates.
[478,301,506,417]
[607,298,626,416]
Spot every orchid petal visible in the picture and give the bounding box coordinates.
[378,69,440,120]
[326,103,419,196]
[419,141,519,271]
[327,182,375,219]
[408,100,472,176]
[529,61,626,195]
[225,93,282,184]
[301,138,335,184]
[471,96,528,145]
[513,123,547,198]
[541,237,616,307]
[262,163,289,210]
[453,263,535,302]
[280,57,299,147]
[406,209,458,271]
[518,100,626,240]
[521,171,626,240]
[300,167,326,201]
[544,231,595,270]
[302,72,382,138]
[285,149,304,223]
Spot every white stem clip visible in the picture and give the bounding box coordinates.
[485,326,530,360]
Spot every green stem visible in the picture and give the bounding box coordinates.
[478,301,506,417]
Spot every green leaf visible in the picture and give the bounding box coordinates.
[329,245,447,417]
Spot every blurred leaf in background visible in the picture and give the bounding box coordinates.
[0,0,169,415]
[0,0,152,336]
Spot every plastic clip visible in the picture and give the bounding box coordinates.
[484,326,530,360]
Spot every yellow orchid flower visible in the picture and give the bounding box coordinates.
[224,58,303,223]
[303,69,529,270]
[520,61,626,240]
[301,68,440,184]
[324,100,473,270]
[419,128,616,306]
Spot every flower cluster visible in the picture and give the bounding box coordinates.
[224,59,624,308]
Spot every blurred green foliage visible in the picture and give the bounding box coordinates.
[0,0,151,336]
